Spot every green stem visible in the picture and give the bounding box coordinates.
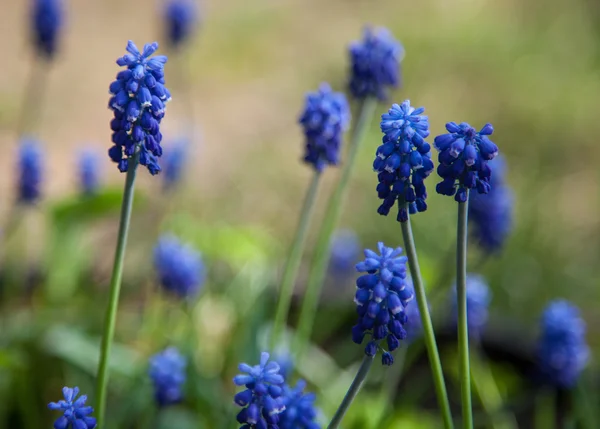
[271,171,321,348]
[457,198,473,429]
[401,213,454,429]
[16,56,49,137]
[535,389,556,429]
[95,153,140,428]
[327,355,374,429]
[294,97,377,356]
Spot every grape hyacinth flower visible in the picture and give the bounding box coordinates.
[78,149,100,196]
[374,101,433,222]
[468,155,513,253]
[48,386,97,429]
[348,27,404,101]
[452,274,491,339]
[164,0,198,49]
[434,121,499,202]
[163,138,188,190]
[154,235,204,299]
[537,300,589,388]
[233,352,286,429]
[17,139,43,204]
[403,281,423,341]
[108,41,170,175]
[149,347,187,406]
[329,229,360,275]
[352,242,413,365]
[279,380,320,429]
[299,83,350,172]
[31,0,63,59]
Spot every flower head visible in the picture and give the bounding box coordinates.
[78,149,100,196]
[402,280,423,341]
[233,352,286,429]
[434,121,499,202]
[17,139,43,204]
[352,242,413,365]
[154,235,204,298]
[149,347,187,406]
[537,300,589,388]
[348,27,404,100]
[164,0,199,48]
[163,138,189,190]
[279,380,320,429]
[31,0,63,59]
[468,155,513,253]
[108,41,170,175]
[375,101,433,222]
[329,229,360,275]
[452,274,492,338]
[48,386,97,429]
[299,83,350,172]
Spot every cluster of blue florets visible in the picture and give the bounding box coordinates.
[149,347,188,406]
[162,138,189,190]
[78,149,100,196]
[48,387,97,429]
[164,0,198,48]
[278,380,320,429]
[154,235,205,299]
[352,242,413,365]
[108,41,170,175]
[18,139,43,204]
[299,83,350,172]
[31,0,63,59]
[452,274,492,339]
[434,122,498,202]
[375,101,433,222]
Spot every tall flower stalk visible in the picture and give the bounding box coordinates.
[96,41,171,428]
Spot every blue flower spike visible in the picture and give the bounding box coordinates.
[299,83,351,172]
[78,149,100,196]
[108,41,170,175]
[329,229,360,275]
[154,235,205,299]
[164,0,199,49]
[163,138,189,190]
[149,347,187,406]
[31,0,63,59]
[233,352,286,429]
[352,242,413,365]
[279,380,320,429]
[434,121,499,202]
[452,274,492,339]
[18,139,43,204]
[48,386,97,429]
[375,101,433,222]
[349,27,404,100]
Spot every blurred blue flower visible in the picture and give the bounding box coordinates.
[108,41,170,175]
[18,139,42,204]
[31,0,63,59]
[468,155,513,253]
[279,380,320,429]
[154,235,204,298]
[149,347,187,406]
[537,300,589,388]
[233,352,286,429]
[164,0,198,48]
[403,281,423,341]
[48,386,97,429]
[452,274,492,338]
[434,122,499,202]
[273,349,294,383]
[299,83,350,172]
[375,101,433,222]
[163,138,188,190]
[78,149,100,196]
[348,27,404,100]
[329,229,360,275]
[352,242,412,365]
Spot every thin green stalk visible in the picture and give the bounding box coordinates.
[327,355,374,429]
[16,56,49,137]
[95,153,140,428]
[457,198,473,429]
[401,213,454,429]
[535,389,556,429]
[295,97,377,355]
[271,171,321,348]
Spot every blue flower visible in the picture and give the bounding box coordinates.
[374,101,433,222]
[163,138,188,190]
[273,350,294,383]
[18,139,42,204]
[348,27,404,100]
[154,235,204,298]
[452,274,492,338]
[537,300,589,388]
[402,281,423,341]
[352,242,413,365]
[48,386,97,429]
[78,149,100,196]
[279,380,320,429]
[31,0,63,59]
[434,121,499,202]
[468,155,513,253]
[329,229,360,275]
[233,352,286,429]
[108,41,170,175]
[149,347,187,406]
[299,83,350,172]
[164,0,198,48]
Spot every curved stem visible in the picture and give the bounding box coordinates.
[401,213,454,429]
[271,171,321,348]
[327,355,374,429]
[16,56,49,137]
[294,97,377,356]
[95,153,140,428]
[457,198,473,429]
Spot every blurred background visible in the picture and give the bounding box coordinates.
[0,0,599,428]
